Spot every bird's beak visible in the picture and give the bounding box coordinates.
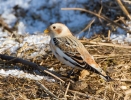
[44,29,49,34]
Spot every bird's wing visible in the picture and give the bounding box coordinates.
[53,36,103,74]
[52,36,112,81]
[53,36,112,81]
[53,36,84,66]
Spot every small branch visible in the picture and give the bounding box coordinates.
[125,89,131,95]
[115,79,131,82]
[0,54,63,80]
[0,16,14,33]
[94,54,131,59]
[44,70,65,83]
[64,82,70,98]
[107,17,128,27]
[98,2,103,15]
[61,8,131,33]
[68,89,102,99]
[98,1,104,24]
[78,17,96,35]
[36,81,59,99]
[116,0,131,20]
[108,30,111,41]
[80,40,131,49]
[68,90,89,98]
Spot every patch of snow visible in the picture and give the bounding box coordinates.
[0,31,50,54]
[116,28,126,34]
[110,21,131,44]
[0,31,8,37]
[0,0,94,34]
[23,35,50,45]
[111,33,131,45]
[111,34,125,44]
[1,13,17,28]
[18,21,26,34]
[126,21,131,31]
[125,33,131,43]
[0,69,55,82]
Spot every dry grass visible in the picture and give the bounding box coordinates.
[0,35,131,100]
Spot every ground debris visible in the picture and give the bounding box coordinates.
[0,35,131,99]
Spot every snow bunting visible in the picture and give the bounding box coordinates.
[44,23,112,81]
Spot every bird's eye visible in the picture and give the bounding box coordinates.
[52,26,56,29]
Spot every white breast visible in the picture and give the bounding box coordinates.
[49,39,76,68]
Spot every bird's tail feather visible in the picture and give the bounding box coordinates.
[100,75,113,82]
[84,64,112,81]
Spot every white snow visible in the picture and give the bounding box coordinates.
[18,22,26,34]
[0,0,131,40]
[0,69,55,82]
[23,35,50,45]
[1,13,17,28]
[0,0,92,34]
[110,25,131,45]
[0,34,50,54]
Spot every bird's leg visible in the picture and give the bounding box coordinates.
[67,68,75,78]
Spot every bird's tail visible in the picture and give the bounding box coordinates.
[100,75,112,82]
[84,64,112,82]
[98,68,113,82]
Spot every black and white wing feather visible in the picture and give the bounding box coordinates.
[52,36,104,75]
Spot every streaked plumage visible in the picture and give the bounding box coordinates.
[44,23,112,81]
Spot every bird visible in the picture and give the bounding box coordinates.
[44,23,112,81]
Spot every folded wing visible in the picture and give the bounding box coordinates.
[53,36,112,81]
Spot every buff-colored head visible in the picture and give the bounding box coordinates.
[44,23,72,38]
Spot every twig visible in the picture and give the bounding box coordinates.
[107,17,128,27]
[115,79,131,82]
[94,54,131,59]
[72,92,76,100]
[36,81,59,99]
[68,90,89,98]
[64,82,70,98]
[98,1,104,24]
[44,70,65,83]
[125,89,131,95]
[78,17,96,35]
[68,89,101,99]
[77,7,104,39]
[98,1,103,15]
[108,30,111,41]
[116,0,131,20]
[0,16,14,33]
[10,93,16,100]
[61,8,131,33]
[80,40,131,49]
[19,93,29,100]
[0,54,63,79]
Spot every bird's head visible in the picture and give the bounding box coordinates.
[44,23,72,38]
